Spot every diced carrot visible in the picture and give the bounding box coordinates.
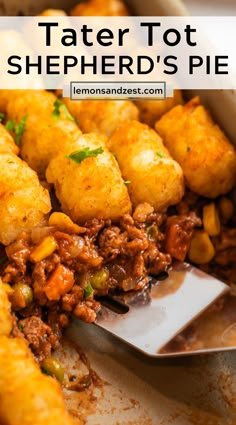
[44,264,74,301]
[165,223,190,262]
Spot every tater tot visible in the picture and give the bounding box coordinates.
[46,133,131,223]
[135,90,183,128]
[6,90,66,122]
[108,121,185,212]
[0,279,12,336]
[0,123,19,155]
[156,97,236,198]
[20,117,82,177]
[0,152,51,245]
[70,0,129,16]
[60,98,139,138]
[0,336,78,425]
[39,9,67,16]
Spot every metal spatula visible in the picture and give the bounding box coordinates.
[95,263,229,356]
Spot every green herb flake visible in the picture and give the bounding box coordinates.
[66,147,104,165]
[0,112,5,123]
[6,119,15,131]
[15,115,28,146]
[52,99,75,122]
[156,151,164,158]
[41,368,50,376]
[187,146,191,152]
[124,180,131,186]
[18,323,24,332]
[6,115,28,146]
[84,283,94,298]
[112,153,118,161]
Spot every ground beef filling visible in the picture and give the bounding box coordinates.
[2,203,201,363]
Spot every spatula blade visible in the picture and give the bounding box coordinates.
[95,263,229,356]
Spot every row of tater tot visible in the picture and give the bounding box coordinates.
[0,279,78,425]
[0,89,235,249]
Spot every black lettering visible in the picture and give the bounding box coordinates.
[26,56,42,74]
[38,22,58,46]
[215,55,228,74]
[46,56,60,74]
[7,55,22,74]
[189,55,203,74]
[140,22,161,46]
[137,56,154,74]
[97,29,114,46]
[62,29,77,46]
[184,25,197,46]
[163,29,181,46]
[119,56,133,74]
[101,56,115,74]
[163,55,178,74]
[64,56,78,74]
[81,55,97,74]
[81,25,93,46]
[118,28,129,46]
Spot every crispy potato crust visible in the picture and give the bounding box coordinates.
[70,0,129,16]
[0,123,19,155]
[6,90,65,122]
[20,117,82,177]
[108,120,185,212]
[0,279,12,336]
[135,90,183,128]
[156,97,236,198]
[0,153,51,245]
[0,336,78,425]
[61,98,139,138]
[46,133,131,223]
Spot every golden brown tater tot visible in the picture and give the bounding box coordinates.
[156,97,236,198]
[60,98,139,138]
[46,133,131,223]
[0,336,78,425]
[108,120,184,212]
[70,0,129,16]
[0,123,19,155]
[0,152,51,245]
[135,90,183,128]
[0,279,12,336]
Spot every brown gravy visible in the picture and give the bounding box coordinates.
[161,293,236,353]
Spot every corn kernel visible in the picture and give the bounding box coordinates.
[48,212,86,234]
[188,230,215,264]
[218,197,234,221]
[203,203,221,236]
[30,236,57,263]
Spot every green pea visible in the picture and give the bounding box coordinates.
[146,224,159,242]
[90,268,109,290]
[41,357,64,384]
[11,282,33,311]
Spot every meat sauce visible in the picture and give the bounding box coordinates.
[2,187,236,362]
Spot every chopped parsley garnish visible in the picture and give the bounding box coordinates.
[5,119,15,131]
[156,151,164,158]
[112,152,118,161]
[187,146,191,152]
[6,115,28,146]
[65,147,104,165]
[84,283,93,298]
[0,112,5,122]
[52,99,75,122]
[18,323,24,332]
[124,180,131,186]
